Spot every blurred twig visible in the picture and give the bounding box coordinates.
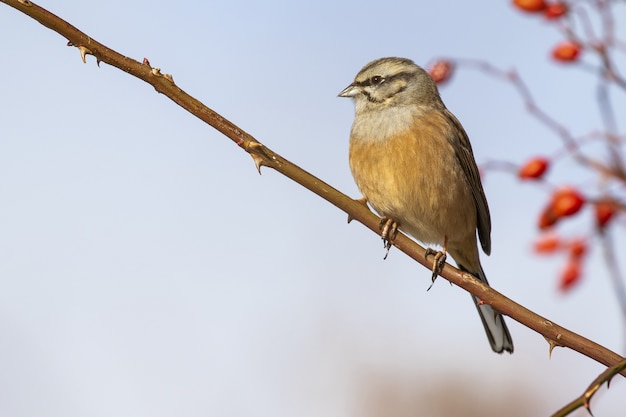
[455,58,626,183]
[600,232,626,349]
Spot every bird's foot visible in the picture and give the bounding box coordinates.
[424,248,447,290]
[379,217,399,260]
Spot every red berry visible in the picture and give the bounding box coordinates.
[559,258,582,292]
[595,200,616,230]
[533,233,561,254]
[519,157,549,180]
[569,238,587,259]
[513,0,547,12]
[544,2,568,19]
[538,206,559,230]
[552,41,582,62]
[537,187,585,230]
[428,60,454,84]
[551,187,585,218]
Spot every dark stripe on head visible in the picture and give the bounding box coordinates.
[355,70,415,88]
[362,90,381,103]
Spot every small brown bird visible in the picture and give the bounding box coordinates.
[339,57,513,354]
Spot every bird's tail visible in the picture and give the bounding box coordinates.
[457,263,514,354]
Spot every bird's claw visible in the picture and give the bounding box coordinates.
[424,248,447,290]
[379,217,399,260]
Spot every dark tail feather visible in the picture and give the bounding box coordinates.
[458,264,514,354]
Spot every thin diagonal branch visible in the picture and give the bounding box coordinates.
[2,0,626,377]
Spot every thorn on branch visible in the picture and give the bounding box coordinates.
[78,46,92,64]
[347,197,369,224]
[545,334,564,358]
[239,141,271,174]
[251,154,265,174]
[66,41,99,66]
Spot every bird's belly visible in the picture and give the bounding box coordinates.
[349,131,475,246]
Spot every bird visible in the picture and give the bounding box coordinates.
[338,57,514,354]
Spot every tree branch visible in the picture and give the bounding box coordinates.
[2,0,625,377]
[551,356,626,417]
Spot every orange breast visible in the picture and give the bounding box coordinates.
[348,110,477,246]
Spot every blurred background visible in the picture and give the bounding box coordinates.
[1,1,625,416]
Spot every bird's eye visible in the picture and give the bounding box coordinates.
[371,75,384,85]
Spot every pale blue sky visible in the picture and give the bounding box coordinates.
[1,1,625,416]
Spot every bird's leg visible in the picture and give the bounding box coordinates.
[379,216,399,260]
[424,236,448,290]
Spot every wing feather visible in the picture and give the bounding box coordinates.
[442,109,492,255]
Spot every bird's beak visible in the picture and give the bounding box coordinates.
[338,83,359,98]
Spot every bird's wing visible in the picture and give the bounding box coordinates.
[443,110,492,255]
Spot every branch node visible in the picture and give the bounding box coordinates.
[17,0,32,5]
[149,66,174,82]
